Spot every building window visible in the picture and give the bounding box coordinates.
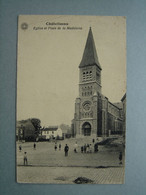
[82,71,92,81]
[86,72,89,79]
[89,71,92,79]
[83,72,86,80]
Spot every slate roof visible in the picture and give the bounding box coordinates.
[79,27,101,69]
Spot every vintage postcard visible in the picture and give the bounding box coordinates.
[16,15,126,184]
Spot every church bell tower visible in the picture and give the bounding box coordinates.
[74,27,102,138]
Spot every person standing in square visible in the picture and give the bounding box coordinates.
[64,144,69,156]
[24,152,28,165]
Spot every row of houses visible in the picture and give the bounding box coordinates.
[40,125,71,140]
[16,120,72,142]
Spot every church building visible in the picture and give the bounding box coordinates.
[73,28,124,138]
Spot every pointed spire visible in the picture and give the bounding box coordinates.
[79,28,101,69]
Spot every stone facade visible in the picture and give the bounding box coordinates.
[73,28,124,138]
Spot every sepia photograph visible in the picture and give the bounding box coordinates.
[16,15,126,184]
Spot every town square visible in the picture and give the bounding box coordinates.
[16,16,126,184]
[17,136,125,184]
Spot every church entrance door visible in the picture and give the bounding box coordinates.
[82,122,91,136]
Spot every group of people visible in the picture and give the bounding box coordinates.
[54,142,69,156]
[54,142,61,151]
[80,143,98,153]
[19,140,123,165]
[73,141,98,153]
[53,141,98,156]
[65,142,122,164]
[80,138,99,153]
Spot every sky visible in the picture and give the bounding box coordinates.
[17,15,126,127]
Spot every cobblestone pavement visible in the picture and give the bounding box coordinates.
[17,166,124,184]
[16,138,125,184]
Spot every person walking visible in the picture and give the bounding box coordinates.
[24,152,28,166]
[89,144,92,153]
[94,143,98,153]
[64,144,69,156]
[83,144,87,153]
[74,142,78,153]
[59,143,61,151]
[81,146,84,153]
[19,145,22,152]
[86,144,89,153]
[119,151,123,164]
[54,143,57,151]
[33,143,36,149]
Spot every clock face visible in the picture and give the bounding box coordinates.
[83,101,91,111]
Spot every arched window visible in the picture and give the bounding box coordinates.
[86,71,89,79]
[83,72,86,80]
[89,71,92,79]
